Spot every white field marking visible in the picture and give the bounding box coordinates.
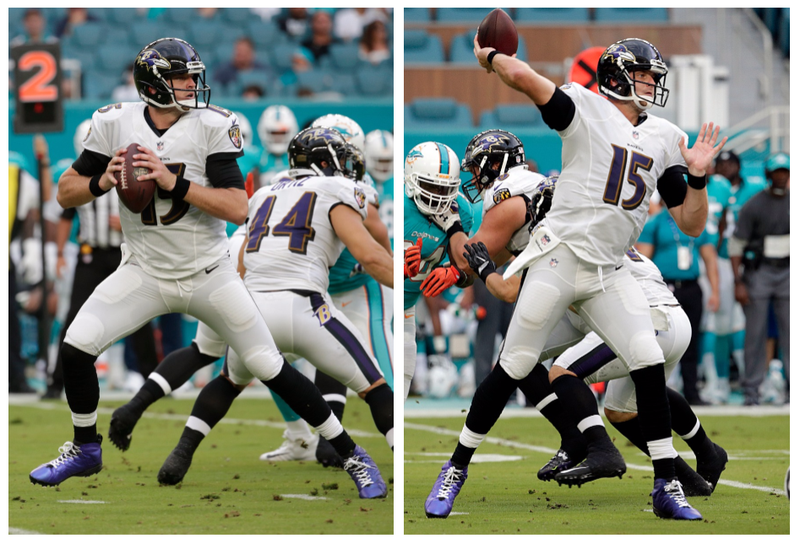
[279,494,329,501]
[403,405,790,419]
[11,400,379,438]
[57,500,110,504]
[9,528,42,535]
[405,452,523,463]
[406,423,788,496]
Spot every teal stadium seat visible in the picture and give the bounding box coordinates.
[449,29,527,63]
[129,21,177,48]
[106,8,140,26]
[594,8,669,23]
[435,8,498,23]
[328,43,361,71]
[405,29,444,64]
[220,8,254,25]
[187,20,223,49]
[83,70,121,100]
[356,63,393,97]
[271,43,298,73]
[404,8,432,23]
[247,20,281,50]
[294,68,332,95]
[479,104,544,129]
[97,44,136,74]
[405,98,474,130]
[70,22,107,47]
[162,8,198,26]
[514,8,589,23]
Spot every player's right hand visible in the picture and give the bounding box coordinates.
[404,238,422,278]
[473,32,496,73]
[101,148,126,191]
[463,241,497,282]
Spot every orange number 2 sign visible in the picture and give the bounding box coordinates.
[18,50,58,102]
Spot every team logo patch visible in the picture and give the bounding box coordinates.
[136,49,171,73]
[549,258,559,268]
[493,188,512,204]
[406,148,424,165]
[228,125,242,149]
[83,126,92,143]
[354,187,366,209]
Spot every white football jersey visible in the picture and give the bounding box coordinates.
[623,248,678,306]
[546,84,689,267]
[242,169,369,293]
[82,101,244,279]
[481,166,547,255]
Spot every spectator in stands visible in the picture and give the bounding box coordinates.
[10,9,58,47]
[196,8,219,19]
[241,84,265,100]
[54,8,98,39]
[112,64,139,102]
[359,20,391,65]
[302,10,338,63]
[730,153,790,405]
[213,37,271,89]
[277,8,311,40]
[334,8,389,42]
[636,201,720,406]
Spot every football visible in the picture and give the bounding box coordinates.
[115,143,155,213]
[477,8,518,57]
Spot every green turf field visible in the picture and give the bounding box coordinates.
[404,408,789,534]
[9,395,393,534]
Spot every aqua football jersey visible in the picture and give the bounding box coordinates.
[705,174,731,238]
[403,192,474,310]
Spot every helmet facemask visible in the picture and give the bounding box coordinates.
[461,130,526,203]
[607,65,668,111]
[404,142,461,216]
[408,172,459,215]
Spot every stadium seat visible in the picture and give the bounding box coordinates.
[405,98,474,129]
[405,29,444,64]
[162,8,198,26]
[232,69,272,97]
[449,30,527,63]
[514,8,589,23]
[83,70,121,100]
[404,8,432,23]
[220,8,254,25]
[187,20,224,49]
[594,8,669,23]
[328,42,361,71]
[247,20,281,50]
[435,8,497,24]
[71,22,107,47]
[271,43,299,73]
[355,64,393,97]
[106,8,140,26]
[128,21,176,49]
[294,68,332,95]
[330,73,358,96]
[479,104,544,129]
[97,44,136,74]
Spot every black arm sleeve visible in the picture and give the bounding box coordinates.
[206,151,246,190]
[537,86,576,132]
[657,165,689,208]
[72,149,112,177]
[61,207,77,220]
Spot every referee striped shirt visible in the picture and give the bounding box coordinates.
[63,191,123,249]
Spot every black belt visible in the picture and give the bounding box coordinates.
[662,278,698,289]
[762,257,790,268]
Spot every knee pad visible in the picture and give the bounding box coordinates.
[64,313,107,356]
[626,331,665,372]
[516,281,561,331]
[364,383,393,436]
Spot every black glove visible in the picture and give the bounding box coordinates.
[463,241,497,283]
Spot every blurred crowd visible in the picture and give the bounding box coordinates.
[409,152,790,407]
[9,7,393,101]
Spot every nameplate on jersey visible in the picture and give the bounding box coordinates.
[763,234,790,258]
[503,224,561,279]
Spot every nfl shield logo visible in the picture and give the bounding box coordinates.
[549,258,559,268]
[157,141,164,151]
[541,234,551,246]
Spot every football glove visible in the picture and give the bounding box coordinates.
[404,238,422,278]
[527,176,557,233]
[463,241,497,283]
[430,203,464,237]
[421,265,465,297]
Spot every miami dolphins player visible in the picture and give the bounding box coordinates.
[256,104,298,185]
[403,141,474,399]
[259,114,395,465]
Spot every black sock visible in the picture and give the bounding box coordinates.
[190,374,241,429]
[452,364,519,467]
[666,388,716,461]
[177,428,206,456]
[326,432,357,459]
[630,364,674,480]
[609,416,649,454]
[550,374,610,447]
[364,383,393,438]
[61,344,100,444]
[315,370,347,422]
[127,379,166,415]
[262,361,334,428]
[519,365,586,459]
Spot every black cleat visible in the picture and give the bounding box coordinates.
[538,449,580,482]
[696,442,728,492]
[678,467,713,497]
[108,404,141,452]
[158,444,194,485]
[554,443,626,487]
[316,435,344,468]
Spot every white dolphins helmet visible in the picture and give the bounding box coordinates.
[74,119,93,157]
[311,113,365,152]
[404,141,461,216]
[232,111,253,147]
[257,105,299,155]
[364,129,393,183]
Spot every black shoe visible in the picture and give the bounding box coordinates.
[108,404,141,452]
[677,467,713,496]
[40,387,62,400]
[554,443,626,488]
[696,443,728,492]
[158,443,194,485]
[537,449,581,482]
[315,435,344,468]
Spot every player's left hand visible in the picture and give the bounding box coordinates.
[132,146,177,191]
[421,265,464,297]
[679,122,728,177]
[463,241,497,283]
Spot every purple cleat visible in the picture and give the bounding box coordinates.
[425,460,468,518]
[30,435,103,487]
[343,445,387,499]
[651,478,703,520]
